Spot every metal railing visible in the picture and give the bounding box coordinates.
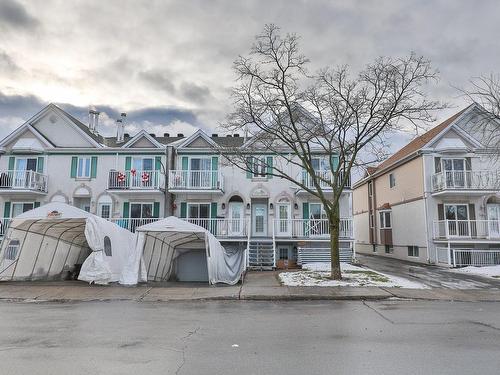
[297,246,354,265]
[108,217,160,232]
[108,170,164,190]
[0,170,48,192]
[433,220,500,239]
[435,247,500,267]
[182,218,248,238]
[168,170,224,191]
[431,170,500,191]
[299,170,351,190]
[273,218,353,239]
[0,218,11,238]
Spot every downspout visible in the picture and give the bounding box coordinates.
[164,145,174,217]
[422,152,431,263]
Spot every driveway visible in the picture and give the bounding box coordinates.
[357,254,500,289]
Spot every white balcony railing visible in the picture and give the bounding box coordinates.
[299,170,351,190]
[0,170,48,193]
[108,170,164,190]
[183,218,248,238]
[431,170,500,192]
[435,247,500,267]
[0,218,11,238]
[168,170,224,191]
[274,218,353,239]
[433,220,500,240]
[108,217,160,232]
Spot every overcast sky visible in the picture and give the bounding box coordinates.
[1,0,499,150]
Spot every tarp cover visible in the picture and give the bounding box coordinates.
[120,217,245,285]
[78,216,136,285]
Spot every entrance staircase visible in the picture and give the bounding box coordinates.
[247,239,275,270]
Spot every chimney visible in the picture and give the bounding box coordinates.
[163,133,170,137]
[116,113,127,143]
[233,133,240,137]
[88,109,99,134]
[149,133,156,138]
[177,133,184,138]
[212,133,218,137]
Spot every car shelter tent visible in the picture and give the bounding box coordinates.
[120,217,246,285]
[0,202,134,283]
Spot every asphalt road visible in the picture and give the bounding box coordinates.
[0,300,499,375]
[357,253,500,289]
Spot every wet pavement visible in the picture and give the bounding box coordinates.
[0,299,499,374]
[357,253,500,289]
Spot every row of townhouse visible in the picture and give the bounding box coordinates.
[353,103,500,267]
[0,104,354,275]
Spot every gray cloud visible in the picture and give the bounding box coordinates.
[0,50,20,73]
[0,0,39,30]
[179,82,211,104]
[138,69,177,94]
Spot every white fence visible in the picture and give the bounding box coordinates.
[432,170,500,191]
[0,170,48,192]
[297,247,353,265]
[168,170,224,191]
[274,218,353,239]
[183,218,249,238]
[108,217,160,232]
[435,247,500,267]
[433,220,500,239]
[108,170,164,190]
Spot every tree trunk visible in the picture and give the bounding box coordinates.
[329,212,342,280]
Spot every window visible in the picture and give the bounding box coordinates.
[368,181,373,197]
[279,248,288,260]
[369,214,374,228]
[77,157,91,178]
[15,158,37,172]
[132,157,154,172]
[389,173,396,188]
[130,203,153,219]
[5,239,20,260]
[309,203,327,220]
[252,156,267,177]
[103,236,112,256]
[408,246,419,257]
[11,202,34,217]
[379,211,392,229]
[385,245,394,254]
[311,157,329,172]
[99,204,111,219]
[187,203,210,229]
[372,244,377,252]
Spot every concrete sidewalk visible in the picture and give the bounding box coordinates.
[1,271,500,303]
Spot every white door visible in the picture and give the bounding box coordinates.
[276,203,291,236]
[228,202,244,236]
[252,203,267,237]
[487,204,500,238]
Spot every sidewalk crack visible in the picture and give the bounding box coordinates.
[362,301,394,324]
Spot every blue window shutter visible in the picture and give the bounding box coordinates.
[246,156,253,179]
[181,157,189,170]
[70,157,78,178]
[37,157,44,173]
[90,156,98,178]
[180,202,187,218]
[122,202,130,218]
[331,155,339,170]
[125,157,132,171]
[153,202,160,218]
[8,157,15,171]
[211,156,219,188]
[210,202,218,234]
[4,202,11,218]
[155,156,162,171]
[266,156,273,178]
[303,202,310,236]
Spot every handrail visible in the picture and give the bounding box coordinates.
[168,170,224,190]
[433,219,500,239]
[431,170,500,191]
[108,170,164,190]
[0,170,48,192]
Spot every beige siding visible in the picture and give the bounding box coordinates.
[353,181,369,214]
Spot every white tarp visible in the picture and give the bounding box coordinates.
[78,216,136,285]
[120,217,245,285]
[0,202,135,284]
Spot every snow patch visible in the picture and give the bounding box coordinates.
[449,265,500,279]
[279,262,429,289]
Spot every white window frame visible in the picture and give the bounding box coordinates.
[132,157,154,172]
[444,203,469,221]
[186,202,211,219]
[385,245,394,254]
[14,157,38,172]
[252,156,268,178]
[129,202,154,219]
[442,158,465,172]
[11,202,35,218]
[77,156,92,179]
[408,245,419,257]
[389,173,396,188]
[379,210,392,229]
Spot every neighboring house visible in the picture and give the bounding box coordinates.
[0,104,354,274]
[353,104,500,267]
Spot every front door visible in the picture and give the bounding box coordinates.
[252,203,268,237]
[228,202,244,236]
[487,204,500,238]
[445,204,469,236]
[276,203,291,236]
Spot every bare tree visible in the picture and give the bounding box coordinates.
[222,24,443,279]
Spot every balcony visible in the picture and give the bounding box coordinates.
[431,170,500,193]
[168,170,224,193]
[107,170,164,192]
[183,218,249,238]
[433,220,500,240]
[0,170,48,194]
[297,171,351,194]
[274,218,353,239]
[108,217,160,232]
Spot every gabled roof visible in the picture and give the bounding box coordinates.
[0,121,55,151]
[121,129,165,148]
[375,105,472,171]
[175,129,218,149]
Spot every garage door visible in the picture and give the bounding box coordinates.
[175,250,209,282]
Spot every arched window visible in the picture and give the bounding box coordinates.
[229,195,244,203]
[97,195,113,219]
[5,239,20,260]
[103,236,112,256]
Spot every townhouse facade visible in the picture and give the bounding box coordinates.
[0,104,354,275]
[353,104,500,267]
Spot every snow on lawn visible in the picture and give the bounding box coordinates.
[449,265,500,279]
[279,262,429,289]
